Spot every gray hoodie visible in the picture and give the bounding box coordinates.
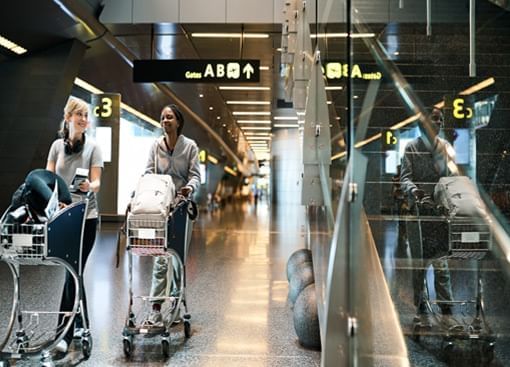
[144,134,201,194]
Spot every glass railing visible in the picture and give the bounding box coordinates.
[285,0,510,366]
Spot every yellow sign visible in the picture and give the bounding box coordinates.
[93,96,113,118]
[199,149,207,163]
[453,98,473,119]
[385,131,397,145]
[324,63,382,80]
[382,130,398,150]
[91,93,120,124]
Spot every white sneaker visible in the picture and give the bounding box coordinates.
[55,340,68,354]
[143,309,163,327]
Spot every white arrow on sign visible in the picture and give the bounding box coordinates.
[242,63,255,79]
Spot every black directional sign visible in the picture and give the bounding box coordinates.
[133,59,260,83]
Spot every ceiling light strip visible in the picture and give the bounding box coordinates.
[233,111,271,116]
[227,101,270,105]
[273,116,298,120]
[224,166,238,176]
[274,124,299,128]
[459,77,495,96]
[207,155,219,164]
[191,33,269,39]
[310,33,375,38]
[219,86,271,91]
[237,120,271,124]
[0,35,27,54]
[241,126,272,130]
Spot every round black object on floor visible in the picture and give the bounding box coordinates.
[286,248,312,281]
[288,261,314,305]
[293,283,321,350]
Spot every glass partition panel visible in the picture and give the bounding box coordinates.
[345,1,510,366]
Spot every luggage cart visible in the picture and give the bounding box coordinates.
[0,201,91,367]
[411,196,495,365]
[122,196,194,358]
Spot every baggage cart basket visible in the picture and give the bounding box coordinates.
[0,201,92,366]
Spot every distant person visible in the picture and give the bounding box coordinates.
[143,104,200,326]
[400,108,460,331]
[46,97,103,354]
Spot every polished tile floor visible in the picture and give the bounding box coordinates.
[0,199,321,366]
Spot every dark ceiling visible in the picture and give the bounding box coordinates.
[1,0,509,166]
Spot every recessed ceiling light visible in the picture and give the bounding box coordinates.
[217,116,221,120]
[199,94,204,98]
[209,106,214,110]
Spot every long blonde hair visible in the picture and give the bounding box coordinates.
[59,97,89,139]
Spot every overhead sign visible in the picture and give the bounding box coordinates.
[323,62,382,81]
[133,59,260,83]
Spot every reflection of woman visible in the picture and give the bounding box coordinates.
[144,104,200,326]
[46,97,103,354]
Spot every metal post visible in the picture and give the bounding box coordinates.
[470,0,476,77]
[426,0,431,36]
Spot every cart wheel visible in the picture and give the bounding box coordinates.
[82,337,93,360]
[162,339,170,357]
[123,338,132,357]
[184,320,191,338]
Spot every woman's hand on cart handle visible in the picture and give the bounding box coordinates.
[179,186,193,197]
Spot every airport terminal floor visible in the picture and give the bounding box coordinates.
[0,199,321,366]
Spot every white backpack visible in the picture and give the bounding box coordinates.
[130,174,175,216]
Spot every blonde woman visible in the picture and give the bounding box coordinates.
[46,97,103,354]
